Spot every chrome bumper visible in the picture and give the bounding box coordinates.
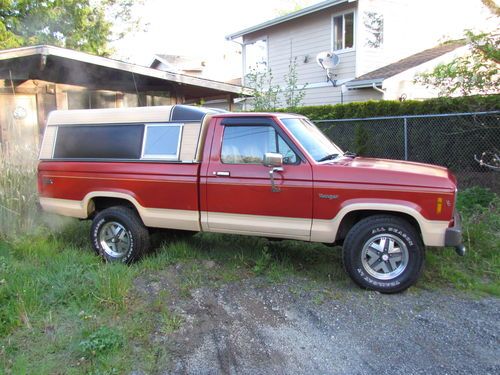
[445,211,466,256]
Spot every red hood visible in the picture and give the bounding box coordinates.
[315,157,457,191]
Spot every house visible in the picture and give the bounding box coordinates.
[226,0,496,106]
[150,54,206,77]
[0,45,250,156]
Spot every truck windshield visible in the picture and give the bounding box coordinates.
[281,118,343,162]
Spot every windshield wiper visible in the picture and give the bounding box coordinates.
[317,153,339,162]
[343,151,357,158]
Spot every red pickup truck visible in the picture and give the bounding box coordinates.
[38,105,465,293]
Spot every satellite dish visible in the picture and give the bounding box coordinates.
[316,51,340,87]
[316,51,340,69]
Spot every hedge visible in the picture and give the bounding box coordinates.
[278,94,500,120]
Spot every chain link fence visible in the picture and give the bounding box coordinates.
[314,111,500,192]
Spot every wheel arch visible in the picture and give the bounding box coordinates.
[335,209,422,244]
[312,201,448,247]
[84,191,142,219]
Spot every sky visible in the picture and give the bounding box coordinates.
[111,0,320,69]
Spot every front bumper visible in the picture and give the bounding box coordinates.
[445,211,466,256]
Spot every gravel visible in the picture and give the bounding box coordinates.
[135,270,500,375]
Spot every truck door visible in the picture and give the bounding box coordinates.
[202,117,313,240]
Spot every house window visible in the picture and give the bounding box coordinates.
[142,123,183,160]
[332,12,355,51]
[244,39,268,75]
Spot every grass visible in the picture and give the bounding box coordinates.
[424,187,500,295]
[0,151,498,372]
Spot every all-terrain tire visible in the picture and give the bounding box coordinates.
[90,206,150,264]
[342,215,425,293]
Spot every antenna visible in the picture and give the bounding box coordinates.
[316,52,340,87]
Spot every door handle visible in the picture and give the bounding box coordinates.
[213,171,230,177]
[269,167,283,192]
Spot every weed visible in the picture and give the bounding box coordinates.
[160,310,183,334]
[253,246,272,275]
[79,326,123,357]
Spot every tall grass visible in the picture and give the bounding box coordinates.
[0,144,40,239]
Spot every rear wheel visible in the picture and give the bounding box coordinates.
[342,215,424,293]
[90,206,150,264]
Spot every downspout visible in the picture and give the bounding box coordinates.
[372,82,385,95]
[227,39,246,86]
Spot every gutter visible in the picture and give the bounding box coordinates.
[344,78,384,90]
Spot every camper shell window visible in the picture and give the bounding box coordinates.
[52,122,185,161]
[142,123,183,160]
[53,125,144,159]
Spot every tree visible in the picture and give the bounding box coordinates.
[245,68,281,111]
[283,57,307,109]
[415,30,499,96]
[0,0,143,56]
[245,59,308,111]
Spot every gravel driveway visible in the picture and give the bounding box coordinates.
[135,265,500,375]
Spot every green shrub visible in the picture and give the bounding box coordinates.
[276,94,499,120]
[456,186,497,214]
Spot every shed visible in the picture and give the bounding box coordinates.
[0,45,251,156]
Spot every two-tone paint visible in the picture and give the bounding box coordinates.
[38,112,458,248]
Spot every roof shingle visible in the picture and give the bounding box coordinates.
[349,41,465,84]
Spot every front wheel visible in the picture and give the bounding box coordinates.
[342,215,425,293]
[90,206,150,264]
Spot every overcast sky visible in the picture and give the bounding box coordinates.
[111,0,320,65]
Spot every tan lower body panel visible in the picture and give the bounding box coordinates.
[40,197,449,246]
[39,195,200,231]
[202,211,311,241]
[39,197,88,219]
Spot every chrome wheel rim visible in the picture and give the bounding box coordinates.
[361,234,409,280]
[99,221,131,259]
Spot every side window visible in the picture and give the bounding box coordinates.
[221,125,297,164]
[277,136,298,164]
[142,123,183,160]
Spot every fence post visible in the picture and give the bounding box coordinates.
[403,117,408,161]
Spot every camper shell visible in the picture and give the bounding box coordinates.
[40,105,225,163]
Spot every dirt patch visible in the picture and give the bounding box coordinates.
[133,263,500,375]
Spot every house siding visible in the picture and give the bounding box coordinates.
[243,2,368,106]
[239,0,494,106]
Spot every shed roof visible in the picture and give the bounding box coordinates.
[0,45,251,99]
[346,41,465,88]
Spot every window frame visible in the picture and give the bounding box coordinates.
[331,10,356,53]
[242,36,269,79]
[141,123,184,160]
[219,122,302,166]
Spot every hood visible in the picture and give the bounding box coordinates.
[316,157,457,191]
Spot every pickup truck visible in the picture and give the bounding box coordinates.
[38,105,465,293]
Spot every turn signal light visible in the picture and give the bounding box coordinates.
[436,197,443,215]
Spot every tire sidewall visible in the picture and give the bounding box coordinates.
[91,211,137,264]
[346,219,424,292]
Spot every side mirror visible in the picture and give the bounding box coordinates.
[263,153,284,193]
[263,152,283,167]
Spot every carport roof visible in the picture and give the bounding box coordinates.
[0,45,252,99]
